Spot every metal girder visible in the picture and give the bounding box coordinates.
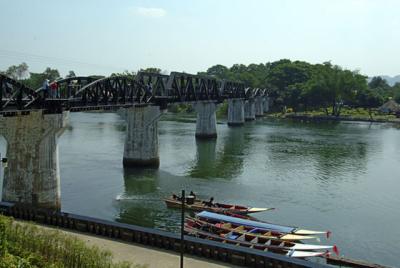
[69,76,145,107]
[220,80,246,98]
[165,72,221,102]
[0,74,42,111]
[0,72,268,114]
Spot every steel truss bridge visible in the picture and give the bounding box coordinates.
[0,72,267,116]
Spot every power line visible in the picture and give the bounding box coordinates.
[0,49,130,72]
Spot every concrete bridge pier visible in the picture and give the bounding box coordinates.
[244,99,256,121]
[123,105,161,168]
[255,96,264,117]
[227,98,245,126]
[0,110,69,210]
[263,96,269,113]
[194,101,217,139]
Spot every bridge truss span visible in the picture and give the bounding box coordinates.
[0,71,268,115]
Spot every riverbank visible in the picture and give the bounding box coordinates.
[266,112,400,124]
[17,220,237,268]
[0,215,137,268]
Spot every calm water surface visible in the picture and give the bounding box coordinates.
[1,112,399,266]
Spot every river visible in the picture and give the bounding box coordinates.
[1,112,399,267]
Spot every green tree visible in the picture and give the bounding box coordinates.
[42,67,60,81]
[66,70,76,78]
[368,76,391,100]
[392,83,400,103]
[4,62,29,80]
[356,88,384,119]
[139,67,162,73]
[204,64,231,79]
[368,76,389,89]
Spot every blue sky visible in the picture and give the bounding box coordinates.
[0,0,399,77]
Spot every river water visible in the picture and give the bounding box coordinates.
[1,112,399,266]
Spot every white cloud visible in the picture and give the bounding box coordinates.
[134,7,166,18]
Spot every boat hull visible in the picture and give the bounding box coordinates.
[164,198,271,215]
[196,211,327,236]
[184,225,328,258]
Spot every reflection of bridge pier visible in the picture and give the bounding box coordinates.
[0,110,69,210]
[122,167,159,195]
[189,127,246,179]
[213,127,246,178]
[188,139,217,178]
[117,167,160,227]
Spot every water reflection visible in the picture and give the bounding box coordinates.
[313,141,367,181]
[188,127,248,179]
[116,168,183,231]
[116,168,160,228]
[188,139,217,178]
[265,121,370,183]
[213,127,247,178]
[122,168,159,195]
[57,113,400,267]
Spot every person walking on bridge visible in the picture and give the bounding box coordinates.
[43,79,50,98]
[50,81,59,98]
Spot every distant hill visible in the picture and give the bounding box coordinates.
[368,75,400,86]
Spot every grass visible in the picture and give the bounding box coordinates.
[0,215,146,268]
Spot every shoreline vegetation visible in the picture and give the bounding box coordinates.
[2,60,400,120]
[266,107,400,124]
[0,215,144,268]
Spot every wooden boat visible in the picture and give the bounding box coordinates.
[164,196,273,214]
[187,217,316,241]
[196,211,329,237]
[184,224,329,258]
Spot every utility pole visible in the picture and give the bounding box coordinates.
[180,189,185,268]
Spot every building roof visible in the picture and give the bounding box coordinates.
[379,99,400,113]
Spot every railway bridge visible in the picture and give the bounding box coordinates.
[0,72,269,209]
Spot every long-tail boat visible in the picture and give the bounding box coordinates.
[187,217,316,241]
[184,224,330,258]
[196,211,330,238]
[164,195,273,214]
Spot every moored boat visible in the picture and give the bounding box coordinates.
[164,195,273,214]
[187,217,316,241]
[184,224,330,258]
[196,211,330,237]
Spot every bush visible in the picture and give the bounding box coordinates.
[216,101,228,118]
[0,215,145,268]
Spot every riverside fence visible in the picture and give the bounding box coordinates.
[0,201,328,268]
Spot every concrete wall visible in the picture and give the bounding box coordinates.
[263,96,270,113]
[123,105,161,168]
[255,96,264,117]
[194,101,217,139]
[0,111,69,210]
[227,99,245,126]
[244,99,255,121]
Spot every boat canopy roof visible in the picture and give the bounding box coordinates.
[197,211,296,234]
